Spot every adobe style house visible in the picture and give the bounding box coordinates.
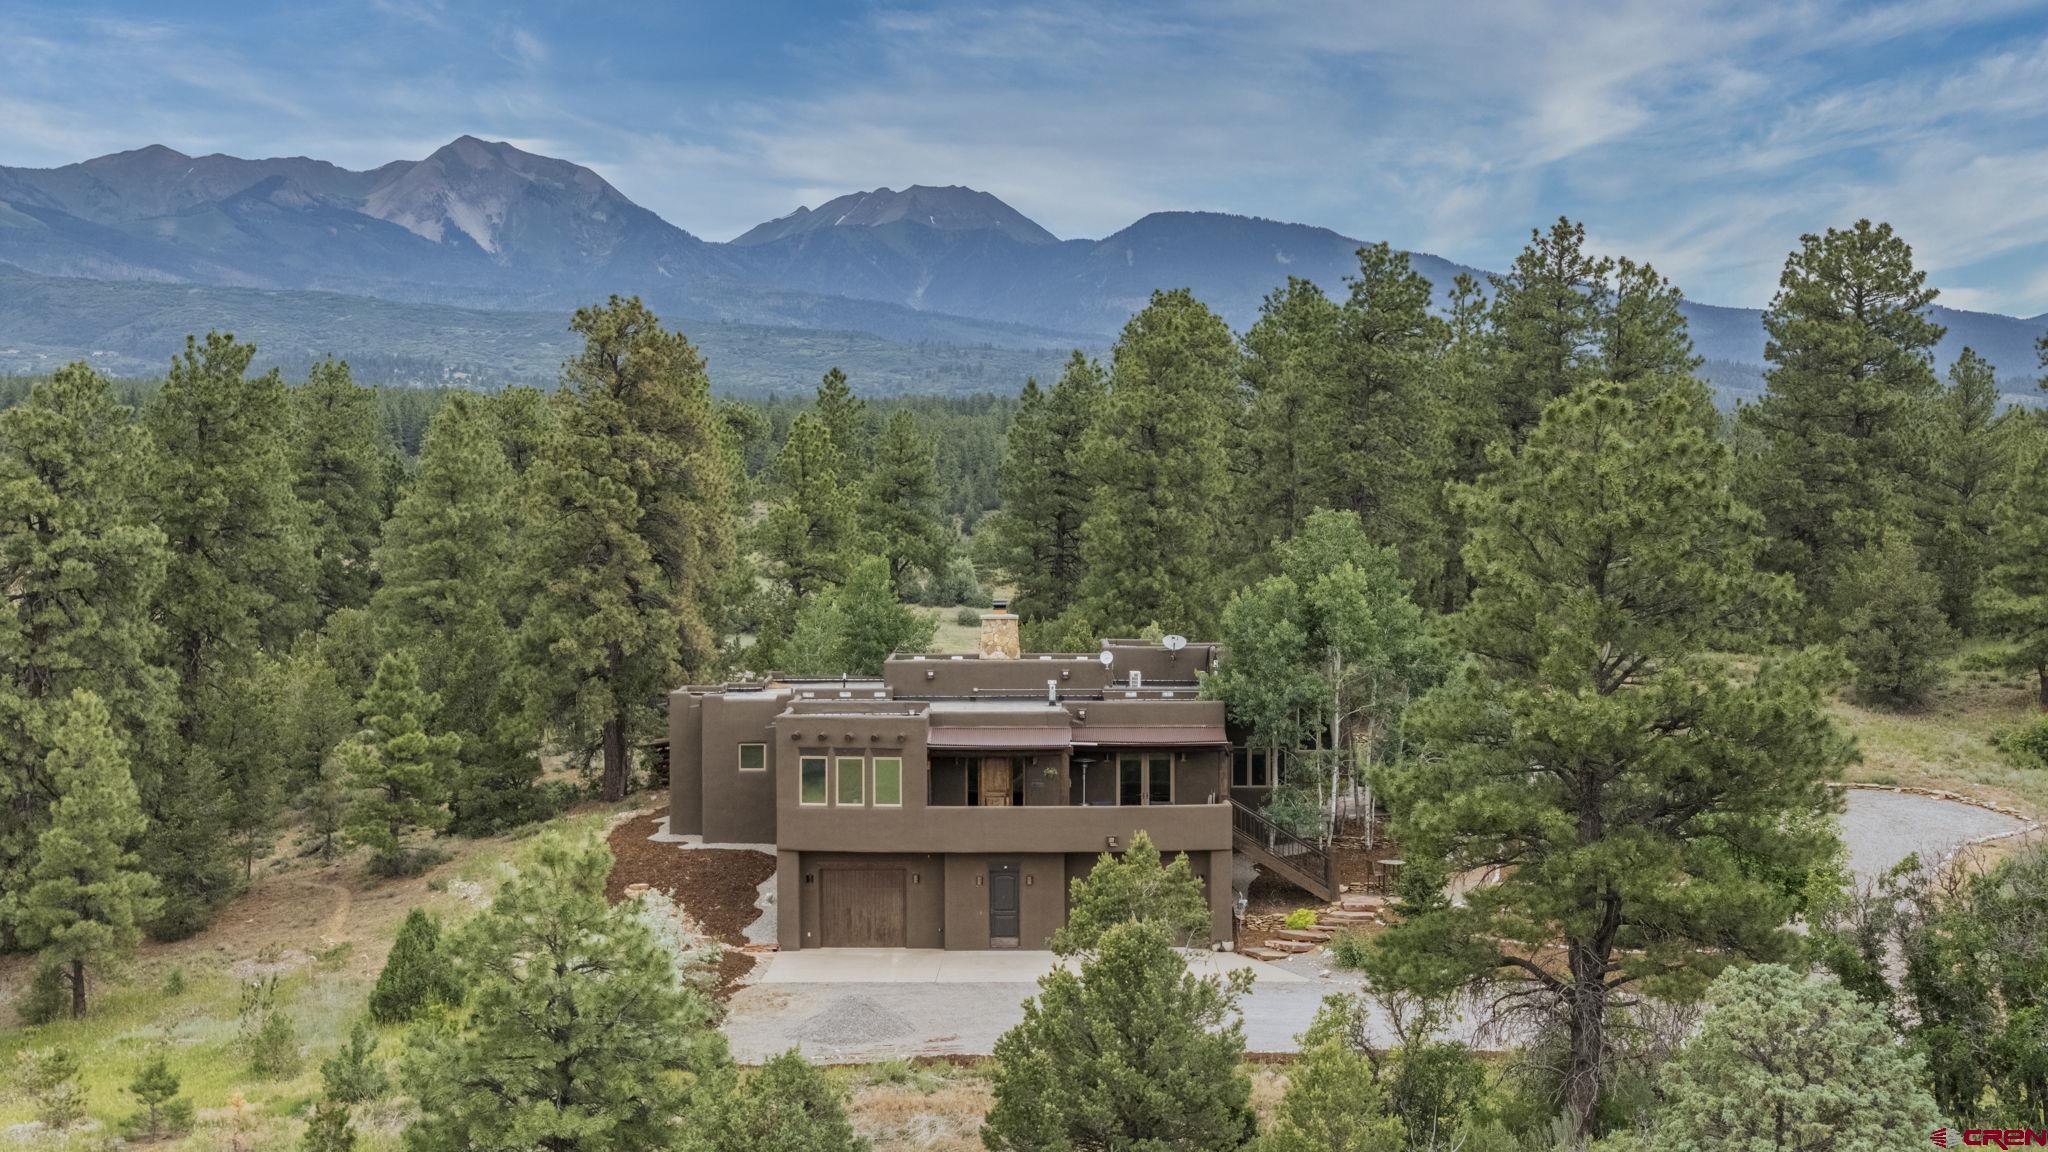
[666,607,1334,950]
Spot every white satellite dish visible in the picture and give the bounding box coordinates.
[1162,634,1187,652]
[1098,649,1115,666]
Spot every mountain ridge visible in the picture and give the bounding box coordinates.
[2,136,2044,397]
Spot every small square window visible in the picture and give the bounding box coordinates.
[874,757,902,807]
[738,743,766,772]
[836,755,865,806]
[799,755,828,805]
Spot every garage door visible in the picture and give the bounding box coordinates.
[819,867,907,947]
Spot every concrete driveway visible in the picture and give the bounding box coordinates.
[752,947,1303,985]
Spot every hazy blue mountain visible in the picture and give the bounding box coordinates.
[2,136,2044,398]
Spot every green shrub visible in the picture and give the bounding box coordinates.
[1326,930,1372,970]
[369,908,455,1023]
[953,605,983,627]
[860,1057,948,1093]
[162,966,187,997]
[2005,714,2048,770]
[240,976,304,1079]
[301,1097,358,1152]
[1284,909,1319,931]
[20,1047,85,1130]
[15,961,64,1025]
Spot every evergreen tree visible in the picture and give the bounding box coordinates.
[320,1020,389,1104]
[1484,218,1611,445]
[486,384,555,476]
[519,298,738,802]
[702,1050,869,1152]
[1599,256,1704,390]
[302,1098,358,1152]
[144,332,313,935]
[983,921,1254,1152]
[372,395,537,832]
[1423,274,1495,614]
[294,359,387,616]
[1051,831,1212,954]
[1989,419,2048,709]
[1239,279,1342,554]
[1739,220,1945,615]
[1925,349,2018,633]
[9,691,161,1017]
[841,556,938,673]
[344,653,459,875]
[369,908,455,1024]
[863,409,948,588]
[0,363,170,925]
[1838,533,1953,706]
[123,1048,196,1140]
[1256,1003,1402,1152]
[300,746,349,860]
[989,353,1103,621]
[813,367,870,465]
[759,413,859,602]
[1370,380,1851,1143]
[402,833,729,1152]
[1651,965,1941,1151]
[1317,244,1446,573]
[1077,290,1241,635]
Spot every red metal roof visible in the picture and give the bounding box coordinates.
[1072,724,1228,746]
[926,726,1074,750]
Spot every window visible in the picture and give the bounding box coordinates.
[1148,754,1174,805]
[799,755,828,806]
[874,757,902,806]
[836,755,865,806]
[1118,755,1144,806]
[738,743,766,773]
[1232,748,1272,788]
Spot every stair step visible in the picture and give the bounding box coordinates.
[1321,911,1376,924]
[1263,938,1318,953]
[1273,928,1333,942]
[1240,946,1293,962]
[1340,894,1386,911]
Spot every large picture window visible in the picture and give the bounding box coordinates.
[799,755,828,806]
[738,743,766,772]
[1232,748,1273,788]
[873,757,902,806]
[836,755,865,806]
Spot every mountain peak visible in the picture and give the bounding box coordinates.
[732,184,1058,246]
[364,134,635,256]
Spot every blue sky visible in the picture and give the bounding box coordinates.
[3,0,2048,314]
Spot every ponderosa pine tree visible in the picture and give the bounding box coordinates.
[983,920,1254,1152]
[1923,348,2017,633]
[1739,220,1945,617]
[123,1048,196,1140]
[1076,289,1241,635]
[1423,273,1495,614]
[1318,244,1446,577]
[486,384,555,477]
[519,298,737,802]
[0,363,170,930]
[813,366,870,465]
[403,833,728,1152]
[759,413,859,605]
[1239,279,1342,555]
[1987,418,2048,709]
[989,352,1103,622]
[1837,532,1952,706]
[144,332,313,936]
[9,691,161,1017]
[835,555,937,673]
[369,907,454,1024]
[1484,218,1611,445]
[344,653,458,875]
[1370,379,1850,1145]
[372,395,537,832]
[863,409,948,588]
[293,359,387,616]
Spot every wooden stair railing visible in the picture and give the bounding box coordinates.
[1229,799,1336,902]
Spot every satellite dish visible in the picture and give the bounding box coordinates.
[1098,650,1115,666]
[1162,634,1187,652]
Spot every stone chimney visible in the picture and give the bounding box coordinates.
[979,598,1021,659]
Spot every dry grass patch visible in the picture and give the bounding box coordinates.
[1830,663,2045,816]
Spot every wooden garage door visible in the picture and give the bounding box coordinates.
[819,867,906,947]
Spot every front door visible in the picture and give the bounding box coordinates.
[979,757,1015,807]
[988,859,1020,946]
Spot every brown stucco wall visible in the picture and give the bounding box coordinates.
[699,691,789,844]
[942,853,1067,949]
[667,690,706,837]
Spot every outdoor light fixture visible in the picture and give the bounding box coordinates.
[1106,836,1120,850]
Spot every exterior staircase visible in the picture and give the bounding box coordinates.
[1230,799,1337,903]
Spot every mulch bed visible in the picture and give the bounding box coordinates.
[606,807,778,998]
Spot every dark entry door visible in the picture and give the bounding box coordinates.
[819,867,906,947]
[989,860,1020,946]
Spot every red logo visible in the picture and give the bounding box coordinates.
[1937,1130,2048,1147]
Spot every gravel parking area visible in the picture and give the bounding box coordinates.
[1839,788,2027,879]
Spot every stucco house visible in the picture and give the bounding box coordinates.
[665,606,1332,951]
